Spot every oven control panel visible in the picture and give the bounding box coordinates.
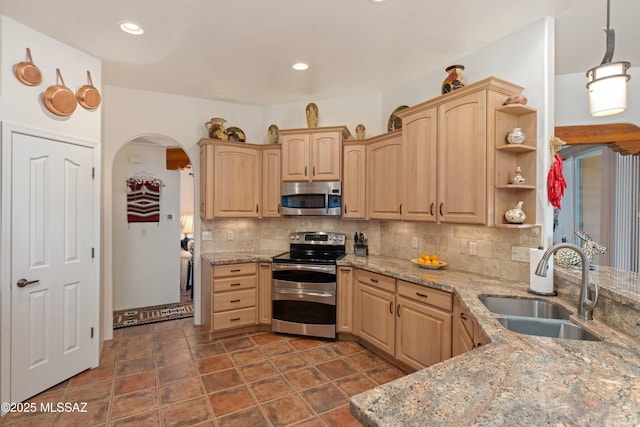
[289,231,345,245]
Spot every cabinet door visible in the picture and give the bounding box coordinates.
[356,282,395,356]
[337,267,354,333]
[451,317,474,358]
[396,296,452,370]
[214,145,261,217]
[438,91,487,224]
[281,133,310,181]
[311,132,341,181]
[367,134,402,220]
[258,263,272,325]
[261,147,281,218]
[401,107,437,222]
[342,144,366,219]
[199,143,215,220]
[451,296,474,358]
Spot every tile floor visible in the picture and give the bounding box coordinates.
[0,318,407,426]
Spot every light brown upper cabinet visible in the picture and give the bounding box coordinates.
[261,145,282,218]
[367,131,402,220]
[280,126,350,182]
[198,139,262,219]
[436,90,488,224]
[396,77,534,225]
[400,107,437,221]
[342,142,367,219]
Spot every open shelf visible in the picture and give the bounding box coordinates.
[494,102,537,227]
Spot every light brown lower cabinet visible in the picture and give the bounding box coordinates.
[452,293,489,357]
[200,262,487,367]
[354,269,396,356]
[258,263,272,325]
[210,263,257,332]
[337,267,354,333]
[395,281,452,370]
[354,269,453,370]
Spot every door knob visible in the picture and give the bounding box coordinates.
[16,278,40,288]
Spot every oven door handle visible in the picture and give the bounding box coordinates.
[272,263,336,274]
[275,288,334,298]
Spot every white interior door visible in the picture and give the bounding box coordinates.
[10,132,94,403]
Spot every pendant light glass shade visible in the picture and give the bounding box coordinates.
[586,61,631,116]
[586,0,631,117]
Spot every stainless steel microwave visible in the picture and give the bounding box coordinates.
[280,181,342,216]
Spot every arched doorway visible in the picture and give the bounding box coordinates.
[110,135,195,328]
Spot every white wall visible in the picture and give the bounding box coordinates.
[180,168,194,218]
[0,15,102,407]
[264,93,385,138]
[112,143,181,310]
[0,16,101,140]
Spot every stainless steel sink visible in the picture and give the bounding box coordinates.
[478,295,571,320]
[495,316,602,342]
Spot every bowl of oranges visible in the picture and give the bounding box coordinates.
[411,253,447,270]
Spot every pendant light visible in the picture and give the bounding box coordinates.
[586,0,631,117]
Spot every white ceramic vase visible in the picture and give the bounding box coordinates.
[504,200,526,224]
[507,127,525,144]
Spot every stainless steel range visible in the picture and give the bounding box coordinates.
[271,232,346,339]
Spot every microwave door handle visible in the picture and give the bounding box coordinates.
[325,192,329,214]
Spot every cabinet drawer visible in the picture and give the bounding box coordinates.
[212,307,256,331]
[213,289,256,312]
[214,263,256,278]
[213,276,256,292]
[397,280,452,312]
[355,269,395,293]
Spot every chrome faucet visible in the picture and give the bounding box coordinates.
[535,243,599,320]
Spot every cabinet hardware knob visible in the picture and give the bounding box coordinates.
[416,292,429,298]
[305,166,308,176]
[277,203,281,213]
[399,203,403,215]
[344,204,347,214]
[370,278,379,283]
[230,317,241,321]
[313,166,316,176]
[230,283,241,286]
[230,299,241,303]
[439,202,444,216]
[460,313,468,320]
[389,301,393,314]
[430,202,434,216]
[256,204,259,213]
[340,268,351,272]
[397,304,401,317]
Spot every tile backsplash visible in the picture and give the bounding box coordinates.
[200,218,540,283]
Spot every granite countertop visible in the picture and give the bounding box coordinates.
[200,252,640,425]
[200,250,283,265]
[342,255,640,426]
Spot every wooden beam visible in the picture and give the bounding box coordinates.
[555,123,640,155]
[166,148,190,169]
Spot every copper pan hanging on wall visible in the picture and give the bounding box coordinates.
[14,47,42,86]
[43,68,77,116]
[76,70,101,109]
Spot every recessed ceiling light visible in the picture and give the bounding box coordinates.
[120,21,144,35]
[368,0,387,3]
[292,62,309,71]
